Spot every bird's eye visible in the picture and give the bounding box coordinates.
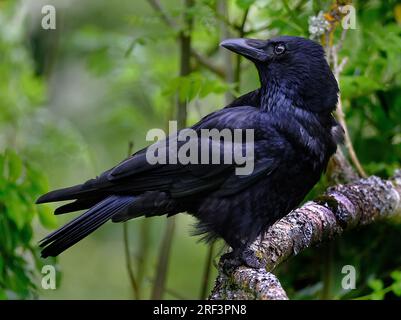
[274,44,286,55]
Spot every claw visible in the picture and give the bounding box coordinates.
[240,248,265,269]
[220,248,265,274]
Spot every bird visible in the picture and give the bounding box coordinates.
[36,36,343,267]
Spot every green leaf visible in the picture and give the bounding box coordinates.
[20,224,33,244]
[390,270,401,282]
[391,281,401,297]
[340,75,382,99]
[0,214,14,252]
[5,189,27,230]
[25,166,49,194]
[9,266,33,298]
[368,278,384,292]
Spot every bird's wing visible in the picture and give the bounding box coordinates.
[37,106,280,203]
[224,89,260,109]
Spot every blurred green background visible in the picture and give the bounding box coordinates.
[0,0,400,300]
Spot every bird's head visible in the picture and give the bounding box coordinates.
[220,36,338,113]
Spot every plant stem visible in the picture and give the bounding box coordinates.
[151,217,176,299]
[335,98,367,178]
[199,242,215,299]
[123,222,140,299]
[122,141,140,299]
[151,0,193,299]
[233,8,249,92]
[136,219,150,293]
[147,277,187,299]
[332,49,367,178]
[218,0,235,102]
[146,0,225,78]
[354,286,392,300]
[320,242,334,299]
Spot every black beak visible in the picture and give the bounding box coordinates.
[220,38,268,62]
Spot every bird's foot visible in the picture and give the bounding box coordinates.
[220,248,265,274]
[241,248,265,269]
[220,251,242,274]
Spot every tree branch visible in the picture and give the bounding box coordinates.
[146,0,226,78]
[147,0,178,29]
[190,49,226,78]
[211,268,288,300]
[210,172,401,300]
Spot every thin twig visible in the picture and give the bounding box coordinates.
[332,51,367,178]
[335,98,367,178]
[147,0,178,29]
[239,8,250,34]
[136,219,150,294]
[282,0,303,30]
[233,8,250,92]
[151,218,176,299]
[199,242,215,300]
[190,50,226,78]
[147,277,188,300]
[204,1,238,32]
[335,27,348,54]
[324,30,332,64]
[123,223,140,299]
[244,23,270,36]
[218,0,235,103]
[123,141,140,299]
[322,16,366,178]
[320,242,334,299]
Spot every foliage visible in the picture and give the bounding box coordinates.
[0,3,44,140]
[163,72,234,102]
[0,3,57,299]
[355,270,401,300]
[0,149,56,299]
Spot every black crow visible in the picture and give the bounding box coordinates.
[36,36,343,267]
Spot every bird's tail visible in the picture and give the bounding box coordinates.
[39,195,135,258]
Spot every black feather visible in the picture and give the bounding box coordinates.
[54,197,103,215]
[36,184,85,204]
[40,195,134,257]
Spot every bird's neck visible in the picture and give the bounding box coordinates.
[259,80,303,113]
[256,64,339,114]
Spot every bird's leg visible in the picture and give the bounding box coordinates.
[220,248,243,274]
